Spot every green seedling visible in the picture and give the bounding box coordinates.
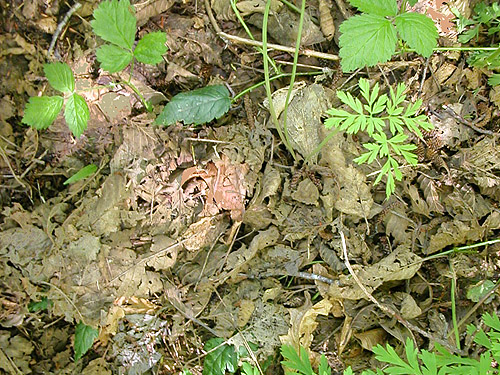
[22,0,167,137]
[453,2,500,86]
[324,78,433,198]
[338,0,438,72]
[279,310,500,374]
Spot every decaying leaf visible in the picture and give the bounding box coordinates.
[328,245,422,300]
[427,219,484,254]
[354,328,386,352]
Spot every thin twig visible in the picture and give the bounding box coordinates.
[340,231,461,354]
[48,2,82,58]
[219,31,339,62]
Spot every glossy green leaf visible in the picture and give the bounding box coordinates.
[281,344,314,375]
[22,96,64,130]
[96,44,133,73]
[74,321,98,361]
[64,93,90,138]
[91,0,136,50]
[64,164,98,185]
[339,14,397,72]
[202,338,238,375]
[395,12,438,57]
[348,0,397,17]
[155,85,231,126]
[134,31,168,65]
[44,62,75,93]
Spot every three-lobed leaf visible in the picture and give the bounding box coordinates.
[339,14,397,72]
[134,31,168,65]
[44,62,75,93]
[74,321,98,361]
[339,0,438,72]
[155,85,231,126]
[91,0,136,50]
[65,94,90,138]
[22,96,64,130]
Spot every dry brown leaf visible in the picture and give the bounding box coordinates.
[354,328,386,352]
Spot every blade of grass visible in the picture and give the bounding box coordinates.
[281,0,306,163]
[450,262,461,350]
[262,0,296,159]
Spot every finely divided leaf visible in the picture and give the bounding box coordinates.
[339,14,397,72]
[348,0,397,17]
[155,85,231,126]
[202,338,238,375]
[91,0,136,50]
[22,96,64,130]
[281,345,314,375]
[64,94,90,138]
[395,12,438,57]
[44,62,75,93]
[74,321,98,361]
[488,73,500,86]
[134,31,168,65]
[96,44,133,73]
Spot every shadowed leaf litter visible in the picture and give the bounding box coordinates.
[1,0,500,374]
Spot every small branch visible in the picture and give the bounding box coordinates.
[48,2,82,58]
[219,32,339,62]
[340,231,461,354]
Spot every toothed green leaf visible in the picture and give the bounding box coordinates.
[22,96,64,130]
[134,31,168,65]
[339,14,397,72]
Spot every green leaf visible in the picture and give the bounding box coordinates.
[155,85,231,126]
[91,0,136,50]
[44,62,75,93]
[74,321,98,361]
[64,94,90,138]
[339,14,397,72]
[96,44,133,73]
[134,31,168,65]
[348,0,397,17]
[28,297,52,312]
[64,164,98,185]
[488,73,500,86]
[22,96,64,130]
[203,338,238,375]
[281,345,314,375]
[395,12,438,57]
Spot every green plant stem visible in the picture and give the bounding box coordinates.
[119,79,152,112]
[434,46,499,51]
[232,71,320,102]
[281,0,306,162]
[230,0,280,73]
[262,0,296,159]
[450,262,461,351]
[279,0,300,13]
